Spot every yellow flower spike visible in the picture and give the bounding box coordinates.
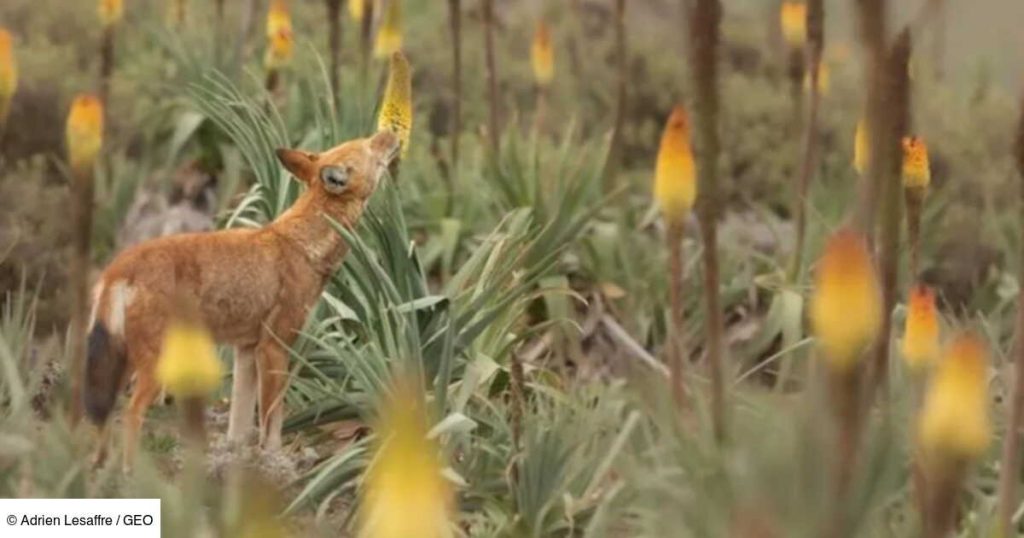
[374,0,403,59]
[854,118,869,176]
[531,20,555,88]
[360,376,452,538]
[918,332,991,465]
[264,0,294,70]
[155,318,224,398]
[780,2,807,49]
[901,285,940,373]
[653,105,697,225]
[810,229,882,371]
[902,136,931,189]
[98,0,124,27]
[378,51,413,158]
[0,29,16,125]
[349,0,365,22]
[65,94,105,175]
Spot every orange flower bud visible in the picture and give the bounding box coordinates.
[0,29,16,125]
[98,0,124,27]
[360,375,452,538]
[918,332,991,465]
[902,136,931,189]
[374,0,403,58]
[810,230,882,370]
[780,2,807,48]
[901,285,940,373]
[653,105,697,224]
[853,118,869,176]
[65,94,104,174]
[531,20,555,88]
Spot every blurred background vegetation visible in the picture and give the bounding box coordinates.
[2,0,1024,536]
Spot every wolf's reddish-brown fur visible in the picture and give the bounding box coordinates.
[85,131,400,469]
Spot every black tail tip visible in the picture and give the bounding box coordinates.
[83,323,125,425]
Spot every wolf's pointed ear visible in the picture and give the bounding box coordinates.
[275,148,318,183]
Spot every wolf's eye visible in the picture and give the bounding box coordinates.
[319,166,349,193]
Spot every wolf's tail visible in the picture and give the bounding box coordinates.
[83,322,127,425]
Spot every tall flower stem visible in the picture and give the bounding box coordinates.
[447,0,461,215]
[482,0,500,158]
[997,94,1024,538]
[667,221,689,408]
[98,27,114,109]
[871,30,911,394]
[68,166,95,426]
[905,186,925,278]
[601,0,627,190]
[359,0,373,94]
[852,0,886,238]
[326,0,343,99]
[688,0,726,443]
[787,0,823,281]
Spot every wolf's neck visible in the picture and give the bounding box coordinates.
[269,194,365,274]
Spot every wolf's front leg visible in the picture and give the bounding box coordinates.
[226,346,258,445]
[256,338,290,450]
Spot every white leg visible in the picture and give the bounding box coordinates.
[226,347,257,445]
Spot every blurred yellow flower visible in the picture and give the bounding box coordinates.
[0,29,16,125]
[531,20,555,88]
[902,136,931,189]
[98,0,124,27]
[780,2,807,48]
[653,105,697,225]
[265,0,294,70]
[66,94,104,174]
[854,118,869,176]
[901,285,940,373]
[918,332,991,465]
[349,0,365,22]
[378,51,413,158]
[155,318,224,398]
[803,62,830,95]
[374,0,403,58]
[360,377,452,538]
[810,230,881,371]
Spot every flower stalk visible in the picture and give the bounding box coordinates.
[482,0,500,158]
[654,105,697,409]
[787,0,823,281]
[687,0,727,442]
[601,0,627,190]
[997,94,1024,538]
[811,229,881,524]
[66,95,105,425]
[918,333,991,537]
[326,0,343,98]
[447,0,462,212]
[97,0,122,107]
